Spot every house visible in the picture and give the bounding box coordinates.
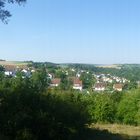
[102,77,113,83]
[71,68,75,72]
[48,73,54,79]
[22,69,28,73]
[50,78,61,87]
[73,78,83,91]
[94,83,106,91]
[21,69,31,77]
[31,69,35,73]
[4,65,16,76]
[76,73,81,78]
[4,71,13,76]
[113,83,123,91]
[108,79,113,83]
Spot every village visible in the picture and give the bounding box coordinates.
[1,63,133,93]
[49,69,130,92]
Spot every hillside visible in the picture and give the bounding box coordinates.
[0,61,29,66]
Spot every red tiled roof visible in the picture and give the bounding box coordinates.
[94,83,106,88]
[51,78,61,84]
[114,84,123,89]
[73,78,82,86]
[4,65,16,71]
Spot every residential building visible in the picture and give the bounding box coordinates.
[50,78,61,87]
[113,83,123,91]
[94,82,107,91]
[73,78,83,90]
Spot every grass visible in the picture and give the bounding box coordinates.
[97,64,121,69]
[91,123,140,137]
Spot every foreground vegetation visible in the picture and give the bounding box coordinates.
[0,66,140,139]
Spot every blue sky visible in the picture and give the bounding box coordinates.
[0,0,140,64]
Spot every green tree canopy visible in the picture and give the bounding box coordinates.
[117,90,140,125]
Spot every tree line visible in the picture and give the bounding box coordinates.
[0,69,140,139]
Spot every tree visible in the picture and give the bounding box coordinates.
[117,90,140,125]
[30,68,50,93]
[80,72,95,89]
[0,0,26,23]
[0,65,4,72]
[83,93,116,123]
[0,86,89,140]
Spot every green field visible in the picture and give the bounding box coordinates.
[0,61,29,66]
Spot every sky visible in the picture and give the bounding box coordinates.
[0,0,140,64]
